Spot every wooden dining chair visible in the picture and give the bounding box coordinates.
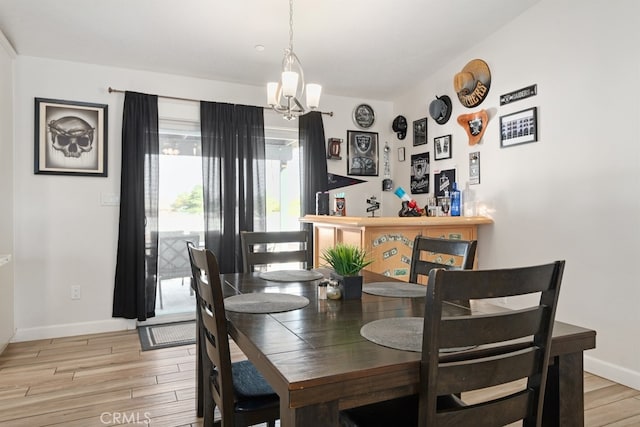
[187,242,279,427]
[340,260,565,427]
[240,230,312,273]
[409,236,477,307]
[409,236,478,283]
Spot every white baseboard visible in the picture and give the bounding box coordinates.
[585,354,640,391]
[11,318,137,342]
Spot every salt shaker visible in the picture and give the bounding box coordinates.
[318,281,328,300]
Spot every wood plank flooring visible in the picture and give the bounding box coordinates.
[0,329,638,426]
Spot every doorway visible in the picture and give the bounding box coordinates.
[154,120,203,319]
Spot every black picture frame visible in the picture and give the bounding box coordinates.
[346,130,378,176]
[34,97,108,176]
[500,106,537,148]
[410,152,430,194]
[434,134,452,160]
[434,169,456,197]
[413,117,427,146]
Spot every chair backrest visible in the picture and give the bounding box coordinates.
[409,236,477,284]
[418,261,565,427]
[240,230,312,273]
[158,231,200,280]
[186,242,236,424]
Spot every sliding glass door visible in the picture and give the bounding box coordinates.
[155,120,203,317]
[149,120,301,317]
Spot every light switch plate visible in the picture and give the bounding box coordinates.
[101,193,120,206]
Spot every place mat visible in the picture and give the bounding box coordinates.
[360,317,475,353]
[362,281,427,298]
[258,269,324,282]
[224,292,310,313]
[138,321,196,351]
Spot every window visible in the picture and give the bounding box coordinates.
[264,127,301,231]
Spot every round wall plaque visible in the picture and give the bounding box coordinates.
[353,104,375,129]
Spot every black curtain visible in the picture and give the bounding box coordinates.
[113,91,159,321]
[200,102,265,274]
[299,111,328,251]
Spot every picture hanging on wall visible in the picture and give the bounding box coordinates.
[397,147,406,162]
[413,117,427,146]
[434,135,452,160]
[500,107,538,148]
[346,130,378,176]
[469,152,480,185]
[434,168,456,197]
[410,152,430,194]
[34,97,108,177]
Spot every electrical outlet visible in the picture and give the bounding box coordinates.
[71,285,81,300]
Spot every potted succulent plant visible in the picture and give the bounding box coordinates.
[321,244,373,300]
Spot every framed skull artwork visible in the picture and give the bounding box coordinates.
[34,98,108,176]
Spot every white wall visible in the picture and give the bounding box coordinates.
[0,30,16,351]
[11,56,393,341]
[392,0,640,389]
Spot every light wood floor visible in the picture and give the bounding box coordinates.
[0,329,639,426]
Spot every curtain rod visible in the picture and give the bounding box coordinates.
[108,87,334,117]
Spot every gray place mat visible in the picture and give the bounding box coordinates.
[360,317,475,353]
[362,281,427,298]
[258,269,324,282]
[224,292,310,313]
[361,317,424,352]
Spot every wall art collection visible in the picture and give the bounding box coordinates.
[331,68,540,201]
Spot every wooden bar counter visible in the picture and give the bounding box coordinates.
[300,215,493,281]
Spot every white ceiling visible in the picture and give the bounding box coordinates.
[0,0,540,100]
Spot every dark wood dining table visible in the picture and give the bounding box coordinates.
[196,270,596,427]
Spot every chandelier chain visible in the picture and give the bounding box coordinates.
[288,0,294,52]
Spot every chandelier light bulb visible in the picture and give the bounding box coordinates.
[267,82,279,106]
[306,84,321,109]
[281,71,299,98]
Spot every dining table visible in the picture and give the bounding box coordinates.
[195,269,596,427]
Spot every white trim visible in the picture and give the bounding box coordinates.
[0,29,17,59]
[585,355,640,391]
[11,318,137,342]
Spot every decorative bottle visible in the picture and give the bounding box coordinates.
[450,183,461,217]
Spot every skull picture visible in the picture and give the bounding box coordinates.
[48,116,95,158]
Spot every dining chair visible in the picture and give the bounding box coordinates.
[340,260,565,427]
[155,231,200,308]
[240,230,312,273]
[409,236,477,307]
[409,236,477,283]
[187,242,279,427]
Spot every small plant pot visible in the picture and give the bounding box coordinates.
[330,272,363,300]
